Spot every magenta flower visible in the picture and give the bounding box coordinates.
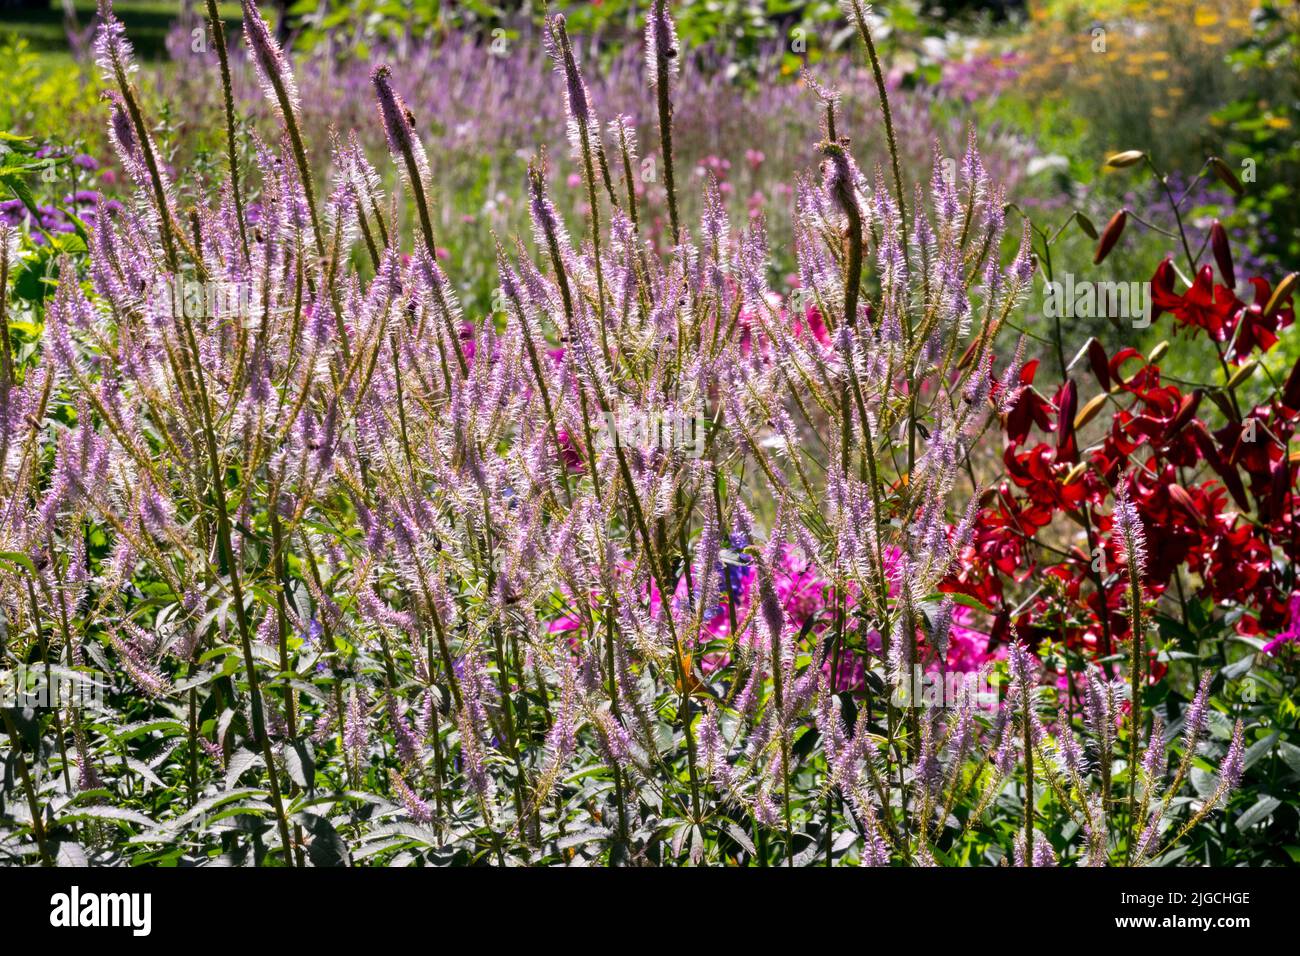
[1262,593,1300,655]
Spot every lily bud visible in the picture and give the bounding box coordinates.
[1105,150,1146,168]
[1209,156,1245,196]
[1056,379,1078,462]
[1093,209,1127,265]
[1210,220,1234,290]
[1087,337,1111,390]
[1226,360,1257,391]
[1074,392,1109,431]
[1264,272,1297,322]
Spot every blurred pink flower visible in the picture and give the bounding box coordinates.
[1263,593,1300,655]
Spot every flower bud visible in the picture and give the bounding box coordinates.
[1264,272,1296,322]
[1209,156,1245,196]
[1074,392,1109,431]
[1105,150,1146,168]
[1093,209,1127,265]
[1226,360,1257,391]
[1086,337,1110,390]
[1210,220,1234,290]
[1056,379,1078,461]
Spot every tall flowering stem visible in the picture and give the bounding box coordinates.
[547,15,612,361]
[648,0,681,246]
[372,64,439,264]
[0,225,12,406]
[205,0,249,263]
[843,0,908,272]
[241,0,325,264]
[1113,480,1148,864]
[94,1,181,271]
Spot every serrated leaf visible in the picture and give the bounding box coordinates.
[168,789,264,833]
[284,740,315,789]
[927,591,992,615]
[726,821,756,855]
[1190,766,1217,799]
[1221,654,1254,680]
[224,749,262,791]
[557,827,611,851]
[121,757,166,789]
[360,822,441,846]
[55,841,88,867]
[173,670,218,693]
[1243,732,1277,770]
[56,805,156,828]
[112,719,187,742]
[1236,796,1280,830]
[1278,741,1300,774]
[0,551,38,575]
[300,812,350,867]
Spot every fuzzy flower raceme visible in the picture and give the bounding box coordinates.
[241,0,299,118]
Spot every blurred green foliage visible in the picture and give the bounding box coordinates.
[1214,3,1300,265]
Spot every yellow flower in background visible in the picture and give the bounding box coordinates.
[1266,116,1293,129]
[1194,11,1221,28]
[1151,69,1170,81]
[1199,33,1224,45]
